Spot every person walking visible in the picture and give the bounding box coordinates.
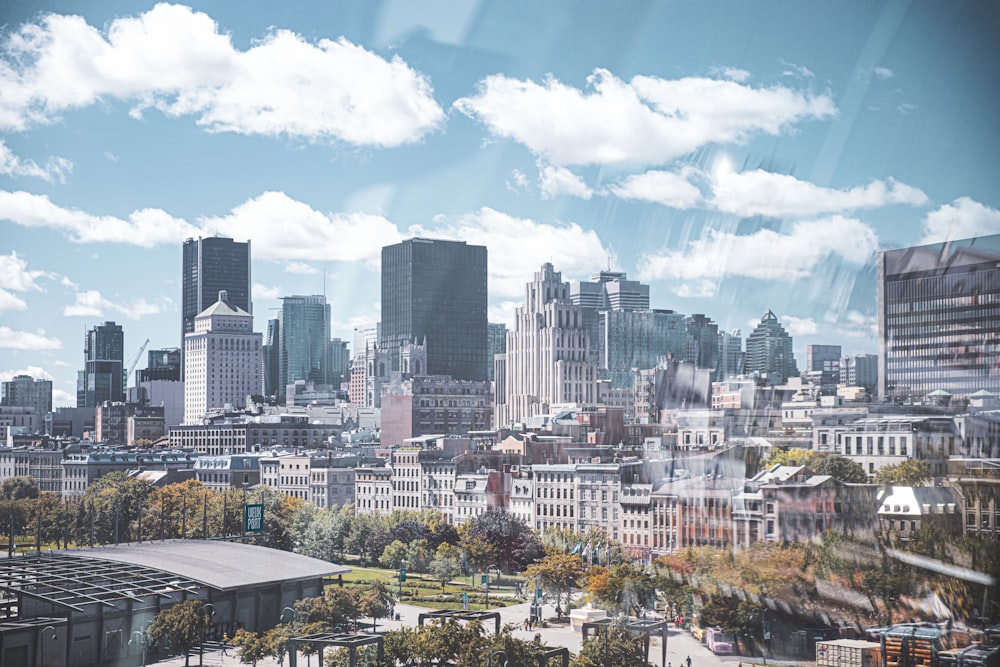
[686,656,691,667]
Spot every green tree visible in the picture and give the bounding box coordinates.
[380,539,409,569]
[460,508,543,573]
[76,472,154,545]
[1,475,39,500]
[295,504,351,562]
[586,563,657,617]
[525,551,589,617]
[875,460,932,486]
[358,581,393,631]
[764,449,868,483]
[229,628,269,666]
[429,543,464,589]
[148,600,210,667]
[572,619,651,667]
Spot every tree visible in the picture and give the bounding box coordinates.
[460,508,543,573]
[524,551,589,616]
[875,460,932,486]
[429,543,464,589]
[230,628,270,667]
[763,449,867,483]
[295,504,351,562]
[380,539,409,569]
[76,473,154,545]
[585,563,657,617]
[148,600,210,667]
[1,476,39,500]
[357,581,392,632]
[572,619,651,667]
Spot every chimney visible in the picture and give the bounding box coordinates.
[219,290,228,302]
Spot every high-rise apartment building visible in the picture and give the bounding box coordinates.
[686,314,720,373]
[263,318,280,398]
[182,236,251,355]
[807,345,842,374]
[878,233,1000,398]
[279,295,332,400]
[381,238,488,382]
[745,310,798,384]
[77,321,124,407]
[495,263,599,426]
[2,374,52,418]
[716,330,744,381]
[183,291,262,424]
[841,353,878,395]
[487,323,507,382]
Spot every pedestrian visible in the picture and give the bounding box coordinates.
[524,618,529,631]
[687,656,692,667]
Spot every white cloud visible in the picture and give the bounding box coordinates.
[0,4,444,145]
[285,261,318,275]
[506,168,529,194]
[0,190,200,246]
[202,191,401,263]
[0,139,73,183]
[832,310,878,339]
[254,282,282,300]
[0,365,55,382]
[896,103,917,115]
[0,189,402,263]
[413,207,612,299]
[538,164,593,200]
[0,326,62,350]
[454,68,835,167]
[638,217,879,294]
[782,315,819,336]
[873,66,894,80]
[710,66,751,83]
[0,250,56,313]
[781,61,815,78]
[711,169,927,218]
[609,168,703,209]
[488,300,519,328]
[63,289,164,319]
[52,388,76,406]
[919,197,1000,244]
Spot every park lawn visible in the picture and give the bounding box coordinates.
[333,566,523,610]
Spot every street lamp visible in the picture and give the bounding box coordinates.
[747,608,768,666]
[40,625,58,667]
[128,628,147,667]
[199,603,215,667]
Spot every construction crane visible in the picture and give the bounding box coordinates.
[125,338,150,392]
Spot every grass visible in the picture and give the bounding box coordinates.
[331,564,525,611]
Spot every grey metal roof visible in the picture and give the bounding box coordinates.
[55,540,348,592]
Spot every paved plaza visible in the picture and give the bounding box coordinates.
[154,600,796,667]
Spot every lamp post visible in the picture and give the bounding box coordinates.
[129,628,147,667]
[241,477,249,541]
[199,603,215,667]
[40,625,57,667]
[748,608,768,666]
[398,558,407,600]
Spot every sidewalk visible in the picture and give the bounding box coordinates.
[150,602,816,667]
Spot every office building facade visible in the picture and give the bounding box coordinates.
[1,374,52,420]
[745,310,799,384]
[381,238,488,382]
[182,236,252,353]
[77,321,125,408]
[183,291,263,424]
[878,233,1000,398]
[841,354,878,395]
[279,295,332,400]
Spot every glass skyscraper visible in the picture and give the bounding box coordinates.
[279,295,332,400]
[878,233,1000,398]
[77,321,124,407]
[380,238,488,382]
[182,236,252,349]
[745,310,798,384]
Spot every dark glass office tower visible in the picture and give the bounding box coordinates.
[181,237,252,347]
[279,295,332,400]
[77,321,124,407]
[745,310,798,384]
[878,233,1000,399]
[381,238,488,381]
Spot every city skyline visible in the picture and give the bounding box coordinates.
[2,2,1000,406]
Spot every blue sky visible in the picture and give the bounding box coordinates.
[2,1,999,407]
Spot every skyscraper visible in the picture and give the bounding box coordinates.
[487,322,507,382]
[878,233,1000,398]
[279,295,332,400]
[263,318,280,398]
[744,310,798,384]
[77,321,124,407]
[716,330,744,381]
[182,236,251,352]
[495,263,599,426]
[380,238,488,381]
[806,345,842,374]
[2,374,52,418]
[685,314,720,372]
[183,290,262,424]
